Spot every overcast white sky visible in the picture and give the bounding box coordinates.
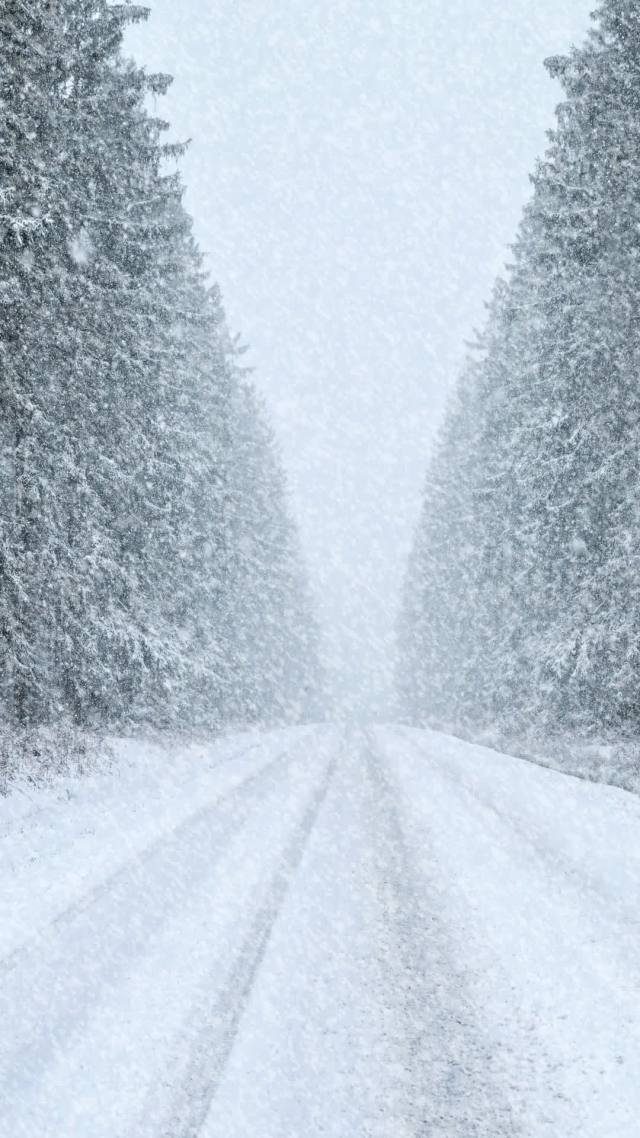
[128,0,593,717]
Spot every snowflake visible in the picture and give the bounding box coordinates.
[68,227,94,268]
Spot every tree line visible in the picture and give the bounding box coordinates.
[0,0,322,738]
[398,0,640,741]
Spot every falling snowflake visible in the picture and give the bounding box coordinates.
[68,227,94,267]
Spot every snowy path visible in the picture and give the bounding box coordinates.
[2,726,640,1136]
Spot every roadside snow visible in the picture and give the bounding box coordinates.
[0,728,309,962]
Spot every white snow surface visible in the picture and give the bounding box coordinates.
[2,724,640,1136]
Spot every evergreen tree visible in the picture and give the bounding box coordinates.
[0,0,322,745]
[222,381,323,726]
[399,0,640,739]
[0,2,57,725]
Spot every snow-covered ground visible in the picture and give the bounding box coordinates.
[2,725,639,1137]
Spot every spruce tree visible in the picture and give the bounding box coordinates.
[0,1,322,744]
[399,0,640,739]
[222,382,323,726]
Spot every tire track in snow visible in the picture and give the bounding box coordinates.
[375,728,640,1136]
[0,743,301,1109]
[362,731,516,1137]
[155,749,337,1138]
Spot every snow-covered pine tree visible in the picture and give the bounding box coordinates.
[159,284,239,734]
[0,0,321,744]
[221,381,324,726]
[396,347,487,729]
[0,1,69,727]
[526,0,640,732]
[399,0,640,739]
[0,0,193,729]
[44,0,181,728]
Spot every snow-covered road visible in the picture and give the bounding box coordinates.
[2,726,640,1137]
